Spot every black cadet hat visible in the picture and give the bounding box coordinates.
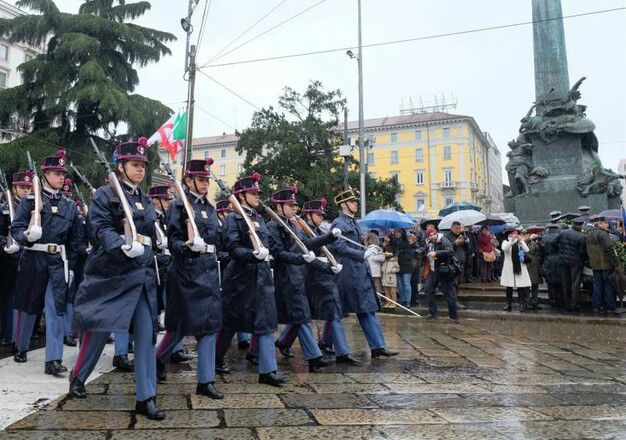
[271,185,298,204]
[335,187,358,205]
[233,172,261,194]
[216,199,232,213]
[302,198,328,214]
[116,137,149,162]
[148,185,172,199]
[185,158,214,177]
[41,150,68,172]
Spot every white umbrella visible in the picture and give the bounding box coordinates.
[439,210,487,230]
[492,212,520,224]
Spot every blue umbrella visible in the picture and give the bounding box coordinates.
[438,200,482,217]
[358,209,416,230]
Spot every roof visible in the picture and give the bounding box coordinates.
[192,133,239,148]
[338,112,472,131]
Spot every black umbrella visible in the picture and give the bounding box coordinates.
[420,217,442,228]
[475,215,506,227]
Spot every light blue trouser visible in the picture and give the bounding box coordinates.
[64,303,73,337]
[237,332,251,343]
[217,328,277,374]
[397,273,412,304]
[357,312,386,350]
[282,318,350,357]
[157,331,216,383]
[275,323,322,360]
[15,283,65,362]
[114,332,131,356]
[72,293,156,401]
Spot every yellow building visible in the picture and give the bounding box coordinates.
[341,112,501,217]
[162,113,501,215]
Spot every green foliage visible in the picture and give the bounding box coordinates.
[236,80,402,218]
[0,0,175,194]
[612,238,626,270]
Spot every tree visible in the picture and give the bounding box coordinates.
[237,80,402,217]
[0,0,175,187]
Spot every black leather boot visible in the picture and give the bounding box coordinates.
[336,354,361,365]
[259,372,286,387]
[68,375,87,399]
[45,360,68,376]
[238,340,250,350]
[13,351,27,363]
[275,340,293,358]
[215,362,230,374]
[245,352,259,365]
[135,397,165,420]
[112,354,134,372]
[308,356,331,373]
[63,336,77,347]
[196,382,223,399]
[318,341,335,355]
[371,348,399,358]
[156,359,166,382]
[170,349,191,364]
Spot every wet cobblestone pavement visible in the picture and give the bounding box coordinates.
[2,314,625,439]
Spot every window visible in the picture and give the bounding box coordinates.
[220,149,226,158]
[367,152,375,165]
[219,165,226,176]
[390,150,399,164]
[445,197,454,207]
[415,148,423,162]
[442,127,450,138]
[415,170,424,185]
[0,44,7,61]
[415,198,426,212]
[0,71,6,89]
[414,130,423,141]
[390,132,398,143]
[203,150,210,159]
[390,172,399,183]
[443,145,452,160]
[444,170,453,183]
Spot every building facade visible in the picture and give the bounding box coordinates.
[618,158,626,205]
[484,131,504,213]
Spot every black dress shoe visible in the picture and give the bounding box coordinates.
[371,348,398,358]
[275,340,294,358]
[456,301,467,310]
[503,303,512,312]
[259,372,286,387]
[215,362,230,374]
[158,322,166,332]
[0,337,11,347]
[68,376,87,399]
[238,340,250,350]
[318,341,335,355]
[245,352,259,365]
[135,397,165,421]
[14,351,27,363]
[128,342,134,354]
[336,354,361,365]
[308,356,331,373]
[106,334,114,344]
[45,360,68,376]
[113,354,135,372]
[63,336,77,347]
[170,350,191,364]
[196,382,223,399]
[156,359,166,382]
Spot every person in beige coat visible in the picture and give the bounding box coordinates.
[500,228,531,312]
[381,253,400,309]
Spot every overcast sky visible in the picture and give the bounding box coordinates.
[11,0,626,179]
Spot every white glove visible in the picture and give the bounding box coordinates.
[25,225,42,242]
[303,251,316,263]
[253,247,270,260]
[157,237,169,250]
[331,263,343,274]
[86,245,93,254]
[187,236,206,253]
[3,244,20,254]
[331,228,342,238]
[122,241,144,258]
[68,270,75,286]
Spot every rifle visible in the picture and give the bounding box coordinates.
[319,224,367,250]
[160,162,199,244]
[26,151,42,233]
[294,215,338,267]
[89,138,138,246]
[70,162,96,195]
[0,168,16,247]
[260,202,309,254]
[209,171,263,252]
[74,187,89,216]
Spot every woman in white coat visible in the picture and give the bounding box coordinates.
[500,228,531,312]
[364,233,386,294]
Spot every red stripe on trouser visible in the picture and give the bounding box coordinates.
[15,312,22,342]
[322,321,332,344]
[73,331,93,376]
[156,332,172,359]
[284,325,298,345]
[248,334,257,352]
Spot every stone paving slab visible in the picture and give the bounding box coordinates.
[134,410,219,429]
[109,428,256,440]
[431,406,554,423]
[312,408,446,425]
[490,420,626,439]
[223,408,314,427]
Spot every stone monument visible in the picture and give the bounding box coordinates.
[503,0,622,223]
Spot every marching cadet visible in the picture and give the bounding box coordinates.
[155,158,223,400]
[216,172,285,386]
[149,185,188,364]
[216,199,251,351]
[330,188,398,359]
[69,138,165,421]
[0,171,32,346]
[11,151,80,375]
[268,187,338,372]
[276,199,361,366]
[60,178,80,347]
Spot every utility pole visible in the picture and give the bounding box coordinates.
[343,108,349,189]
[182,0,200,167]
[357,0,366,218]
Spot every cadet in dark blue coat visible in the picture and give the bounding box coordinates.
[277,199,361,366]
[216,173,285,387]
[216,200,251,351]
[155,158,224,400]
[268,187,337,372]
[330,188,398,359]
[60,178,81,348]
[0,171,32,346]
[11,151,80,375]
[69,138,165,421]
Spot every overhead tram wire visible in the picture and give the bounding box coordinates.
[195,104,237,130]
[204,0,288,66]
[199,6,626,69]
[196,0,212,55]
[197,69,261,111]
[199,0,327,68]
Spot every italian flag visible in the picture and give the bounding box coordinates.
[147,111,187,160]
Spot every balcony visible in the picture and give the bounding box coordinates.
[437,181,459,189]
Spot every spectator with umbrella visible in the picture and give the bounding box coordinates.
[478,226,496,283]
[501,226,532,312]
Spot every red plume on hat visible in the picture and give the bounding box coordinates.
[320,198,328,207]
[291,185,298,195]
[64,178,72,186]
[137,137,148,147]
[57,150,66,158]
[206,158,214,166]
[252,172,261,182]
